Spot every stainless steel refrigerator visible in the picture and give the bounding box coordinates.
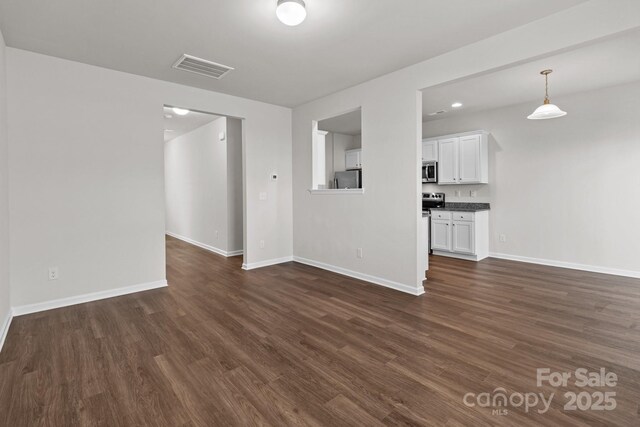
[334,170,362,189]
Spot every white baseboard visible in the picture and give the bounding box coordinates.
[0,308,13,354]
[489,252,640,279]
[166,231,243,257]
[12,280,168,317]
[432,250,487,262]
[293,256,425,296]
[242,256,293,270]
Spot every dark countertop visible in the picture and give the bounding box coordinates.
[430,202,490,212]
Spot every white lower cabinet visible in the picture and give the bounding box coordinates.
[431,210,489,261]
[452,220,474,254]
[431,220,451,251]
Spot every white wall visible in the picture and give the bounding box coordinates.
[226,117,243,253]
[7,48,292,308]
[423,81,640,275]
[292,0,640,294]
[0,30,11,340]
[165,117,233,253]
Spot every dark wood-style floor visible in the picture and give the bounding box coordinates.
[1,236,639,426]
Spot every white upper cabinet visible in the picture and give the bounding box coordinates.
[426,131,489,184]
[458,135,482,183]
[421,140,438,162]
[437,138,458,184]
[345,148,362,170]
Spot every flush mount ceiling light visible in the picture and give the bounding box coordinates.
[172,107,190,116]
[276,0,307,26]
[527,69,567,120]
[451,102,463,108]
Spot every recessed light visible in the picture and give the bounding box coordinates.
[164,129,175,132]
[164,114,173,119]
[427,110,447,116]
[451,102,463,108]
[172,107,190,116]
[276,0,307,26]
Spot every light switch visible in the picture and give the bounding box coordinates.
[259,192,267,201]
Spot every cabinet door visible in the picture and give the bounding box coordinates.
[422,140,438,162]
[345,149,360,170]
[452,221,475,254]
[431,220,451,251]
[458,135,481,183]
[437,138,458,184]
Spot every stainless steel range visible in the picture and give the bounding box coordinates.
[422,192,445,211]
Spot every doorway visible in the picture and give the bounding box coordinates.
[163,105,244,261]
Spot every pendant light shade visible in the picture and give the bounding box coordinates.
[527,69,566,120]
[276,0,307,26]
[527,103,567,120]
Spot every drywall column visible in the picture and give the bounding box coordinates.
[226,117,243,254]
[0,29,11,346]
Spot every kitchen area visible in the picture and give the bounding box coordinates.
[421,130,491,267]
[312,108,364,191]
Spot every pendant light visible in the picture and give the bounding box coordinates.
[527,69,567,120]
[276,0,307,26]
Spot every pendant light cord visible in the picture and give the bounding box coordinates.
[544,73,550,104]
[541,69,553,105]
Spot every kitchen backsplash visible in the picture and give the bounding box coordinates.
[422,183,491,203]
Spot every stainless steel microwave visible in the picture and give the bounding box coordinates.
[422,161,437,183]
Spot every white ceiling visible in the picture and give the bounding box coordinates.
[0,0,587,107]
[318,109,361,135]
[163,106,221,142]
[422,29,640,121]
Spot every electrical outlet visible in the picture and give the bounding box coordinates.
[259,192,267,201]
[357,248,363,259]
[455,190,461,198]
[470,190,477,198]
[259,240,265,249]
[215,230,219,239]
[499,234,507,243]
[48,267,59,281]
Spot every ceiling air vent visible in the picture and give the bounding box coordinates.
[172,54,234,79]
